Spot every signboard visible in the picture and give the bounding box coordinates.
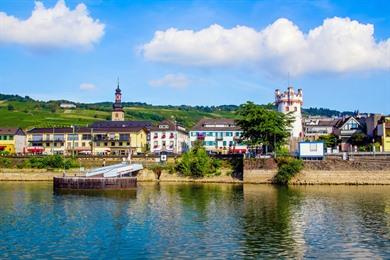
[298,141,325,159]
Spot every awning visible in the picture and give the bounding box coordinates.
[27,147,44,152]
[0,146,6,151]
[229,149,247,153]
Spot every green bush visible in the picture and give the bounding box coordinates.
[28,155,78,169]
[0,151,10,156]
[274,157,304,185]
[175,143,221,177]
[0,158,11,168]
[275,147,290,157]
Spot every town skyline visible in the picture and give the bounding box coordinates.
[0,0,390,113]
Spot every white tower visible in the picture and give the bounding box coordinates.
[275,86,303,138]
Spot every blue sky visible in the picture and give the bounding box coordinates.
[0,0,389,113]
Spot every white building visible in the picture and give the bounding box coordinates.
[275,87,303,138]
[303,117,338,140]
[189,119,247,154]
[150,120,189,154]
[60,103,76,109]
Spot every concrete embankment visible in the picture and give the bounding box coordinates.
[0,169,82,181]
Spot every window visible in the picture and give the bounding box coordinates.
[82,134,92,140]
[207,132,214,136]
[310,143,317,152]
[82,142,86,147]
[54,134,64,141]
[286,106,289,111]
[111,142,115,146]
[119,134,129,141]
[32,134,43,141]
[223,141,227,146]
[67,134,78,141]
[162,141,166,147]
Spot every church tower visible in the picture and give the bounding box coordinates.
[275,86,303,138]
[112,81,125,121]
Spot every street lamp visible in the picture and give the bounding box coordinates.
[171,115,177,154]
[71,125,75,158]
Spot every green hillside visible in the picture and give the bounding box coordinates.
[0,96,239,129]
[0,93,354,129]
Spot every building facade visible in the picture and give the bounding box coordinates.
[334,116,363,152]
[0,128,26,154]
[150,120,189,154]
[26,126,147,156]
[377,116,390,152]
[303,117,338,140]
[189,119,247,154]
[275,87,303,138]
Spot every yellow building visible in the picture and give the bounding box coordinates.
[0,128,26,154]
[26,126,147,156]
[378,117,390,152]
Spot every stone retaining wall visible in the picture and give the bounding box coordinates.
[243,169,390,184]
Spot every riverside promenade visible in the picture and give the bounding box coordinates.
[1,156,390,185]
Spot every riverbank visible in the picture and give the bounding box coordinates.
[1,168,390,184]
[0,168,82,181]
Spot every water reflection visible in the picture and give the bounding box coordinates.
[0,182,389,258]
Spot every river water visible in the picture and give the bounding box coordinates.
[0,182,389,259]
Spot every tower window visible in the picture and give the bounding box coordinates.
[286,106,289,111]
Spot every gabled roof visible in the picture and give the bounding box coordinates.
[27,126,147,134]
[90,120,153,129]
[334,116,361,129]
[0,128,25,136]
[191,118,241,131]
[317,120,339,127]
[150,120,187,133]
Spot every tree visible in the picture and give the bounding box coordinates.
[318,133,339,148]
[175,141,221,177]
[235,101,292,151]
[349,132,369,147]
[7,104,15,111]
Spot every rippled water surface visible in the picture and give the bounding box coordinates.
[0,182,389,259]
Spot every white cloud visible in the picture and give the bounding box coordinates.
[0,0,105,49]
[149,74,189,89]
[142,17,390,75]
[80,83,96,90]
